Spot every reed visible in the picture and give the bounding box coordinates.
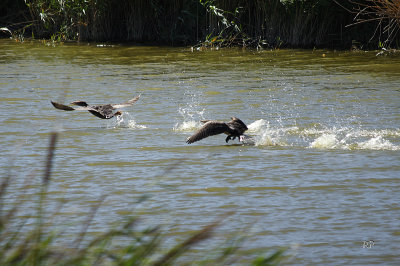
[345,0,400,47]
[2,0,398,48]
[0,132,286,265]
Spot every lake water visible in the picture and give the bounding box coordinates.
[1,39,399,264]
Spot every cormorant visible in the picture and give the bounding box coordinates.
[186,117,248,144]
[51,95,140,119]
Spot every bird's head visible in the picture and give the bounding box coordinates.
[231,117,248,131]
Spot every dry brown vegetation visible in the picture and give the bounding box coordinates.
[344,0,400,47]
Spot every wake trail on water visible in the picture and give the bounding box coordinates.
[175,116,399,150]
[247,119,400,150]
[171,92,398,151]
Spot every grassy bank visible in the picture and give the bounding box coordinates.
[0,132,286,265]
[1,0,399,48]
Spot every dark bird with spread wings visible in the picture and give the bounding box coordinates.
[186,117,248,144]
[51,95,140,119]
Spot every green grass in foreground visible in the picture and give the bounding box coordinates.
[0,132,286,265]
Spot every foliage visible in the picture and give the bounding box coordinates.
[197,0,249,48]
[0,132,286,265]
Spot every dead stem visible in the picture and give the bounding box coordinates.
[152,211,235,266]
[346,0,400,46]
[73,195,107,249]
[43,132,58,186]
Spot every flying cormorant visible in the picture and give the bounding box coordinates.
[51,95,140,119]
[186,117,248,144]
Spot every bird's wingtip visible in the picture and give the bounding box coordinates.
[51,101,75,111]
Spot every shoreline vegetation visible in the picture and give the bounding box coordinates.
[1,0,400,49]
[0,132,287,265]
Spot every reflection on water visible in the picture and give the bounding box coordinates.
[1,39,400,264]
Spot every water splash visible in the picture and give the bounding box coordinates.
[173,120,202,132]
[356,136,397,150]
[306,129,399,150]
[114,112,147,129]
[174,91,205,132]
[245,119,399,150]
[309,134,339,149]
[246,119,287,146]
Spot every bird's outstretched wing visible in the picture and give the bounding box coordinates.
[51,101,94,111]
[70,101,89,107]
[88,110,108,119]
[112,95,141,109]
[51,101,75,111]
[186,121,230,144]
